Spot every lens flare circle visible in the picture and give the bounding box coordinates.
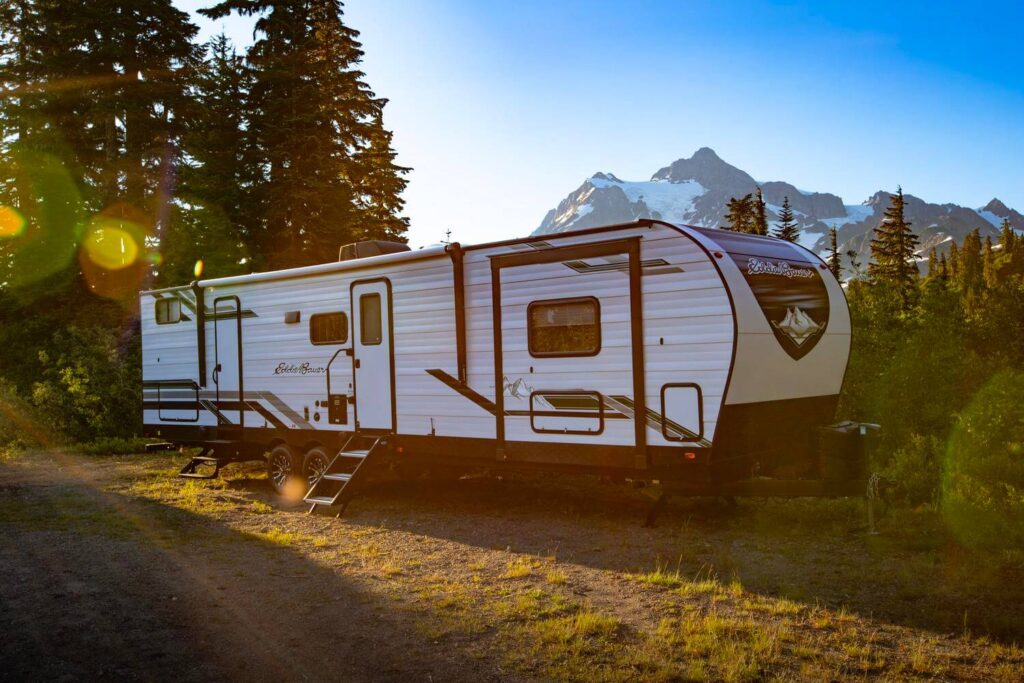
[0,205,26,238]
[194,259,204,278]
[83,222,140,271]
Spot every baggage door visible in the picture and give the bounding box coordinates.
[213,296,243,427]
[492,238,647,467]
[351,279,395,432]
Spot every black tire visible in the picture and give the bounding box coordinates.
[303,446,331,487]
[267,444,301,495]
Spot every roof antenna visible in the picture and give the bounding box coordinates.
[443,228,452,245]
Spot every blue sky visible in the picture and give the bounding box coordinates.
[178,0,1024,248]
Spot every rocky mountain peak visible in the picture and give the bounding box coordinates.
[983,198,1010,216]
[650,147,757,191]
[533,148,1020,273]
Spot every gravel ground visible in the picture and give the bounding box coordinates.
[1,449,1022,682]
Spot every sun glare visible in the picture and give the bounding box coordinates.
[194,259,204,278]
[0,205,26,238]
[82,224,139,270]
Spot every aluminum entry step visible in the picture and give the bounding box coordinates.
[322,473,352,482]
[306,496,336,506]
[340,450,369,458]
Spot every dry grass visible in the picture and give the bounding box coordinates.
[8,450,1024,682]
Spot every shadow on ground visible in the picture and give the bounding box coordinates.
[0,459,504,682]
[339,470,1024,642]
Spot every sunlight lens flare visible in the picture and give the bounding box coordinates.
[0,205,26,238]
[78,204,150,302]
[83,223,140,270]
[194,259,204,278]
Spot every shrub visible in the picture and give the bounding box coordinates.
[942,370,1024,550]
[0,379,35,448]
[30,326,140,443]
[885,433,943,505]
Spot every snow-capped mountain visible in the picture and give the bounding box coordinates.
[534,147,1023,266]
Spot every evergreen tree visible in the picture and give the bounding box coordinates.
[724,194,753,233]
[999,218,1016,254]
[0,0,199,301]
[938,252,949,280]
[201,0,409,269]
[752,187,768,236]
[772,195,799,242]
[161,33,255,285]
[826,226,841,280]
[868,187,919,309]
[958,228,984,300]
[948,241,960,281]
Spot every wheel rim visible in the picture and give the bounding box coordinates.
[269,450,292,490]
[307,452,330,486]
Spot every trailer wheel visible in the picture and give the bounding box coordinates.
[267,444,301,496]
[303,446,331,487]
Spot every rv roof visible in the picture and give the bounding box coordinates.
[140,220,802,295]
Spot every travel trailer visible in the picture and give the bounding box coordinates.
[141,219,869,513]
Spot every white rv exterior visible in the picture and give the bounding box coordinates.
[141,220,850,488]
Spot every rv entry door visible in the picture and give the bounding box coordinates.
[213,296,243,428]
[351,279,394,432]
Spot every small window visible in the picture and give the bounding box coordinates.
[310,312,348,345]
[528,297,600,357]
[360,293,382,345]
[155,297,181,325]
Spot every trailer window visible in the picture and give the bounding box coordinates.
[155,297,181,324]
[310,312,348,345]
[360,293,382,345]
[528,297,600,357]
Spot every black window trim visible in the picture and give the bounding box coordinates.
[309,311,349,346]
[529,390,605,436]
[660,382,704,441]
[155,297,181,325]
[526,295,602,358]
[359,292,383,346]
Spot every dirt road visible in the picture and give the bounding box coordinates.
[1,449,1021,681]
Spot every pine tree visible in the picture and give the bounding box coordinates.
[162,33,255,285]
[868,187,919,309]
[0,0,199,300]
[938,252,949,280]
[202,0,409,269]
[948,241,959,278]
[724,194,753,233]
[772,196,799,242]
[983,234,998,289]
[999,218,1016,254]
[826,226,841,280]
[752,187,768,236]
[350,110,410,242]
[958,228,984,297]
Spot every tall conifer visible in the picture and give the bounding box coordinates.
[201,0,409,269]
[772,196,799,242]
[724,194,753,233]
[868,187,919,309]
[752,187,768,236]
[826,226,841,279]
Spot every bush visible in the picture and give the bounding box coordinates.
[942,370,1024,550]
[0,378,34,449]
[30,326,141,443]
[885,433,943,505]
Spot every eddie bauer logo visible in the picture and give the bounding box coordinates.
[274,362,326,376]
[747,257,814,278]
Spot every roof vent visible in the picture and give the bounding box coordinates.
[338,240,411,262]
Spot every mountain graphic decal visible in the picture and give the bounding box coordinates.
[772,307,824,347]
